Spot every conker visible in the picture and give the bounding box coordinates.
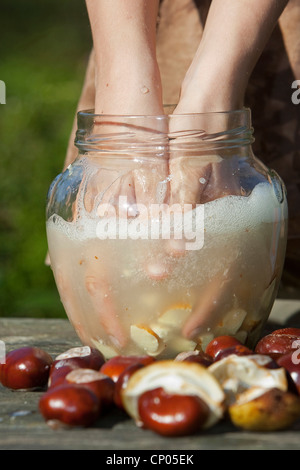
[51,346,105,371]
[270,328,300,337]
[64,368,115,408]
[255,328,300,360]
[39,383,100,427]
[100,355,155,382]
[48,346,105,388]
[0,346,53,390]
[48,363,79,389]
[205,335,243,360]
[138,387,210,436]
[175,350,213,367]
[277,351,300,394]
[214,344,253,362]
[114,363,145,409]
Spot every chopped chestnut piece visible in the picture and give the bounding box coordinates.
[39,383,101,428]
[138,387,210,437]
[0,346,53,390]
[100,355,155,382]
[209,353,288,386]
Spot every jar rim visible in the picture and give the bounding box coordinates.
[75,107,254,153]
[77,106,251,119]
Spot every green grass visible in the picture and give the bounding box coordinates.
[0,0,92,318]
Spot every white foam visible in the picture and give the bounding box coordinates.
[203,181,287,235]
[46,182,287,242]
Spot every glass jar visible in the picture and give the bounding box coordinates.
[46,109,288,359]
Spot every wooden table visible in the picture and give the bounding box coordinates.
[1,298,300,451]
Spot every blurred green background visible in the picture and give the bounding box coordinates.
[0,0,92,318]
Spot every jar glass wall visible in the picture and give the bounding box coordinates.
[46,109,288,359]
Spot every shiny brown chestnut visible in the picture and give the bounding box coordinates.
[39,383,100,428]
[51,346,105,371]
[205,335,243,360]
[138,387,210,437]
[214,344,253,362]
[48,346,105,388]
[175,350,213,367]
[48,363,79,389]
[114,363,145,409]
[100,355,155,382]
[64,368,115,408]
[255,329,300,360]
[122,360,225,429]
[0,346,53,390]
[271,328,300,337]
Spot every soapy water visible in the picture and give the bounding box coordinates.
[46,181,287,359]
[95,198,205,251]
[48,181,284,240]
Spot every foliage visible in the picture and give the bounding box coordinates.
[0,0,92,317]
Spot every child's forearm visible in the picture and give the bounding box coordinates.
[176,0,289,113]
[85,0,163,115]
